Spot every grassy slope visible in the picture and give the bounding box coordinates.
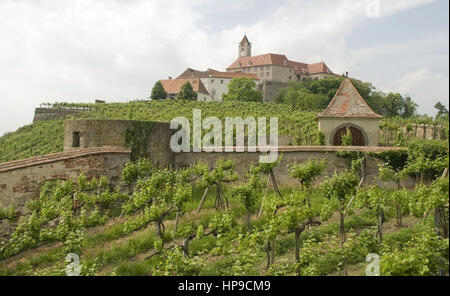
[0,101,320,163]
[0,186,430,276]
[0,120,64,163]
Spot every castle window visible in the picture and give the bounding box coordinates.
[266,72,269,76]
[289,76,292,80]
[261,73,264,77]
[260,66,263,71]
[72,132,80,148]
[220,80,224,84]
[211,79,214,83]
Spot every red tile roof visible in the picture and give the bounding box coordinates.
[159,78,209,95]
[287,60,309,75]
[318,78,382,119]
[227,53,289,69]
[177,68,209,78]
[307,62,333,74]
[227,54,334,76]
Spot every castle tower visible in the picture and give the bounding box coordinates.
[238,35,251,58]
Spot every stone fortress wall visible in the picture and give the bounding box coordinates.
[33,107,87,122]
[0,119,418,237]
[0,147,130,237]
[63,119,174,166]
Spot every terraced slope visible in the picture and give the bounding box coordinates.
[0,120,64,163]
[0,101,322,164]
[0,188,427,276]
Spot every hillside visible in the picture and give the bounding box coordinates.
[0,102,448,276]
[0,158,447,276]
[0,187,434,276]
[0,120,65,163]
[0,100,321,163]
[1,99,448,164]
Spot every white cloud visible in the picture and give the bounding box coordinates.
[349,34,449,81]
[0,0,204,135]
[378,0,437,16]
[386,67,449,115]
[0,0,446,137]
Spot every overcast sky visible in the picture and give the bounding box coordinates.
[0,0,448,137]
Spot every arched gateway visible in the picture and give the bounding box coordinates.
[333,126,365,146]
[318,78,382,146]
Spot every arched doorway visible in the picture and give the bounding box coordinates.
[333,126,366,146]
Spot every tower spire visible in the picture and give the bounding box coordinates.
[238,34,251,57]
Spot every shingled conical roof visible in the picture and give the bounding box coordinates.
[240,34,250,45]
[318,78,382,118]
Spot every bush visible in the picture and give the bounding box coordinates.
[381,230,449,276]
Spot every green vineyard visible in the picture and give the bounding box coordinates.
[0,142,448,276]
[2,100,448,164]
[0,101,324,163]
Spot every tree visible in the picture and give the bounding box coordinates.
[275,84,328,110]
[223,77,262,102]
[380,230,449,276]
[378,162,408,226]
[0,175,121,258]
[195,159,239,213]
[276,75,420,118]
[409,169,449,239]
[382,93,404,117]
[178,82,198,100]
[121,158,155,194]
[434,101,449,117]
[321,171,359,275]
[259,198,282,269]
[121,167,192,242]
[280,192,320,275]
[257,155,283,218]
[232,166,262,231]
[275,77,387,114]
[289,158,327,207]
[150,81,167,100]
[402,96,418,118]
[380,93,418,118]
[404,140,448,183]
[355,186,387,243]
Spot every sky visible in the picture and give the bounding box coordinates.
[0,0,448,137]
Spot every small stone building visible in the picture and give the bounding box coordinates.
[318,78,382,146]
[64,119,175,166]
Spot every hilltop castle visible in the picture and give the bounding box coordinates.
[227,35,336,82]
[159,35,337,102]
